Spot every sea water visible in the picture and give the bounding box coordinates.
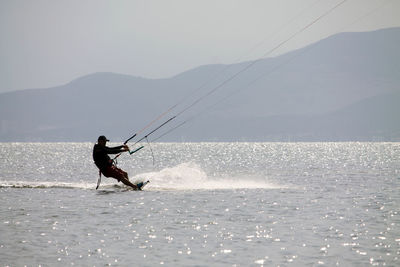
[0,142,399,266]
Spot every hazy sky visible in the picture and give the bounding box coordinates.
[0,0,399,93]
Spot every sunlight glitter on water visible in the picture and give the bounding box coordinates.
[0,142,399,266]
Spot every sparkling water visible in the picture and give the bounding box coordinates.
[0,142,399,266]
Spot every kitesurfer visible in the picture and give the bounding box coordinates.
[93,135,138,189]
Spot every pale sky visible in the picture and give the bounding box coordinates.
[0,0,399,93]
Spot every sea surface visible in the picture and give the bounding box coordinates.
[0,142,399,266]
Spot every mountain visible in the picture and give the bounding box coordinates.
[0,28,399,142]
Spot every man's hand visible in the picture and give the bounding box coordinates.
[122,145,130,152]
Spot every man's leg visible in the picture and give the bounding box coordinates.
[119,176,138,190]
[104,166,138,190]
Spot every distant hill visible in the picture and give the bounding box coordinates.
[0,28,399,142]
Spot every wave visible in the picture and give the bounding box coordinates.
[1,163,286,191]
[0,181,98,189]
[133,162,285,191]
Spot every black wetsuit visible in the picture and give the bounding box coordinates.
[93,144,124,172]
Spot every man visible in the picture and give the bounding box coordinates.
[93,135,139,190]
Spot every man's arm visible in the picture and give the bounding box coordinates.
[104,145,129,154]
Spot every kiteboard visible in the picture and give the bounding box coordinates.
[135,180,150,191]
